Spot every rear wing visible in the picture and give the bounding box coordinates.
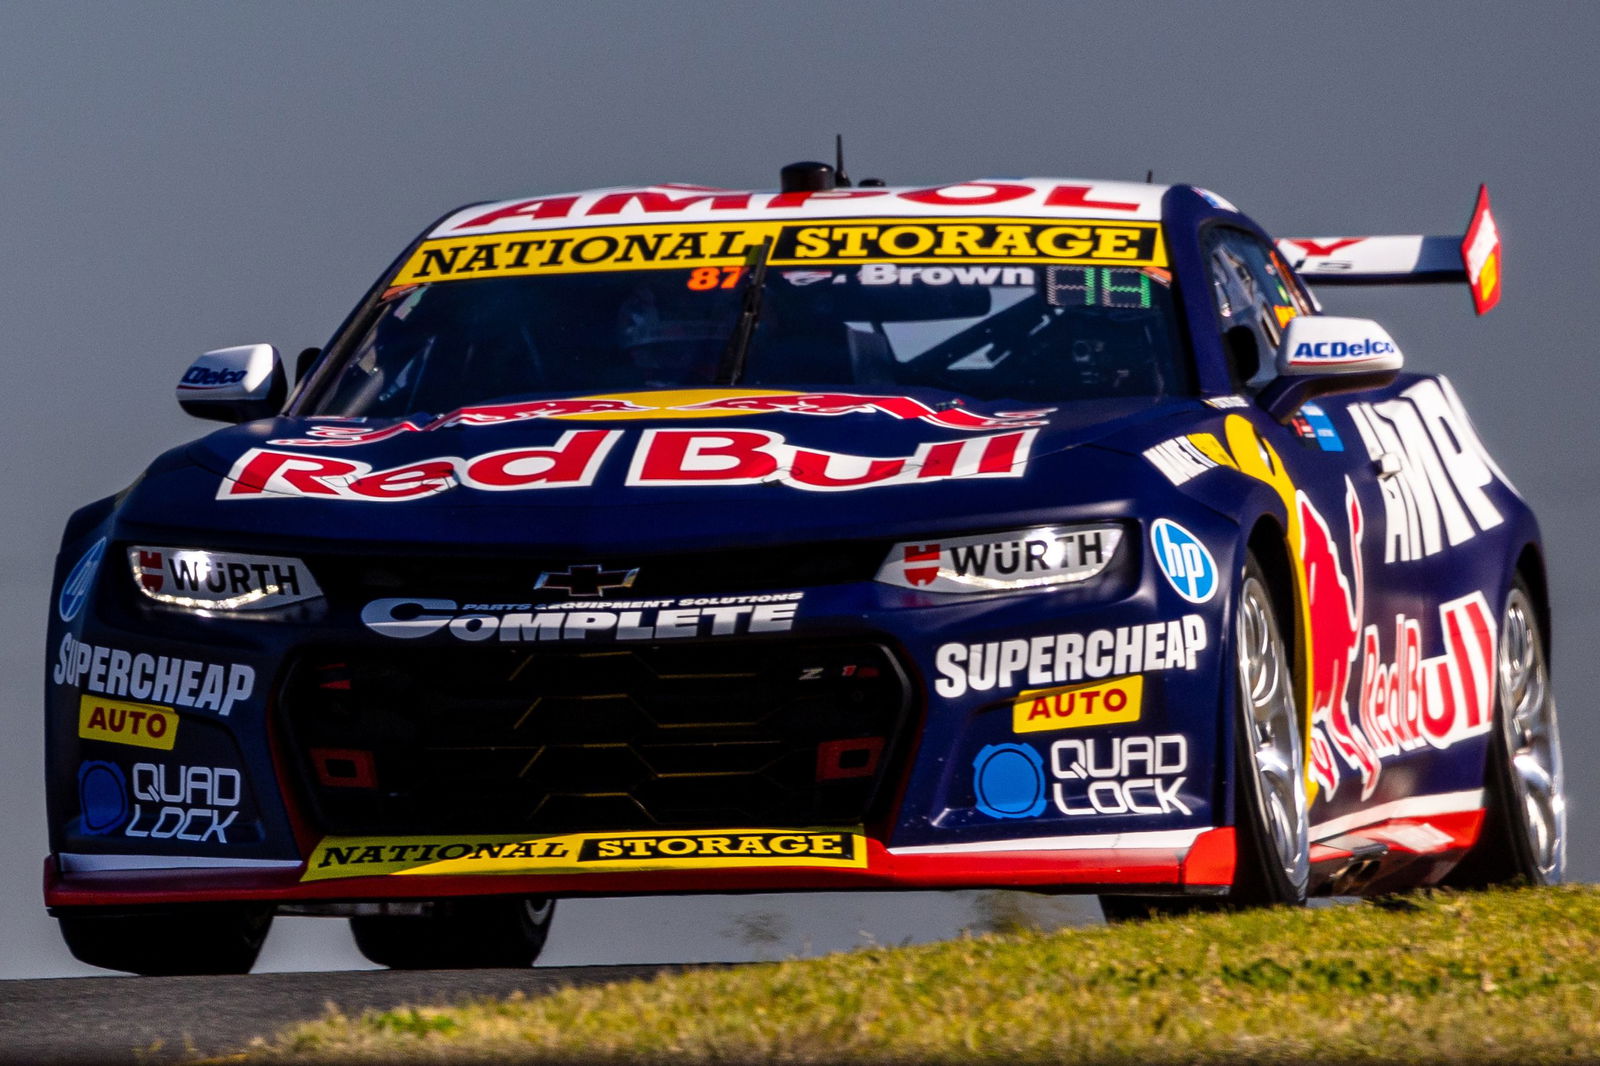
[1276,185,1501,314]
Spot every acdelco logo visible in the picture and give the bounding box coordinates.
[1291,339,1394,360]
[179,366,249,388]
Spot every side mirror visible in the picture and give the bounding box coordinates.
[1258,316,1403,422]
[177,344,287,423]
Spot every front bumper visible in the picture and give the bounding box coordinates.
[48,511,1244,909]
[46,827,1237,908]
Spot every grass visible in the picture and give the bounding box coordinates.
[232,885,1600,1064]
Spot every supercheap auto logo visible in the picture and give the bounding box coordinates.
[301,828,867,881]
[391,217,1167,283]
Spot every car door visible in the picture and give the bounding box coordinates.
[1202,224,1430,829]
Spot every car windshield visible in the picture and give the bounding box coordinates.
[305,236,1190,418]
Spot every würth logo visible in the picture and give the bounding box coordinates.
[535,565,639,598]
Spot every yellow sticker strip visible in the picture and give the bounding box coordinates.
[392,217,1167,284]
[302,827,868,882]
[1013,675,1143,734]
[78,695,178,751]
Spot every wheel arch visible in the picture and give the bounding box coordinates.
[1515,542,1552,663]
[1245,515,1297,674]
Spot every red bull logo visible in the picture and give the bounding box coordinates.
[1296,480,1494,799]
[1297,485,1373,797]
[674,392,1052,430]
[269,390,1052,448]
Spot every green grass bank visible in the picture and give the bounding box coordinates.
[235,885,1600,1064]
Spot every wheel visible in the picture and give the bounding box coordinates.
[1447,579,1565,886]
[57,904,272,975]
[1228,557,1310,905]
[1102,555,1307,920]
[351,896,555,969]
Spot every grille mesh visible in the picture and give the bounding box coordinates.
[278,639,910,835]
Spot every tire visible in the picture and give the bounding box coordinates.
[1228,557,1310,905]
[1102,554,1307,921]
[351,896,555,969]
[1447,579,1565,887]
[58,904,272,975]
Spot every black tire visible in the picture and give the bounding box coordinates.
[58,904,272,975]
[1228,556,1310,905]
[351,896,555,969]
[1100,554,1308,920]
[1445,578,1565,887]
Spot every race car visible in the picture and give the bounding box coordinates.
[45,165,1563,974]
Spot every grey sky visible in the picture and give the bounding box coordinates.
[3,1,1597,977]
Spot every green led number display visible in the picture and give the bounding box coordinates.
[1047,267,1153,309]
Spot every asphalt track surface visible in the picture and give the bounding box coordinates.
[0,964,708,1065]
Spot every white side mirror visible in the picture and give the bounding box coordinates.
[1275,316,1404,377]
[177,344,286,423]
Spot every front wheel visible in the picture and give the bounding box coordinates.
[350,896,555,969]
[58,904,273,975]
[1229,558,1310,905]
[1102,555,1307,921]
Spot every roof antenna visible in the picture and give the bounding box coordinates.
[835,134,852,188]
[1145,169,1154,183]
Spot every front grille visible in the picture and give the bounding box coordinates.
[306,542,888,603]
[278,639,911,835]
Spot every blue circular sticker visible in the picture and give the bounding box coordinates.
[58,537,107,622]
[77,761,128,835]
[971,743,1047,819]
[1150,519,1217,604]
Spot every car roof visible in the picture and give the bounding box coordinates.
[427,177,1193,237]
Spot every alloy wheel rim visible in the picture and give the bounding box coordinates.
[1236,575,1310,892]
[1499,587,1565,882]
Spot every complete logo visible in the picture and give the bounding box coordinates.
[58,538,106,622]
[1150,519,1216,604]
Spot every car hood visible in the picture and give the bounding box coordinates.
[128,388,1207,552]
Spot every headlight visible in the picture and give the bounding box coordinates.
[128,547,323,611]
[875,524,1122,593]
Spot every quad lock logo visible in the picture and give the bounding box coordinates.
[76,761,246,843]
[971,734,1191,820]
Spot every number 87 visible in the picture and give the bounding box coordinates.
[687,266,744,290]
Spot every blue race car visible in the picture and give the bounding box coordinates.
[46,165,1562,974]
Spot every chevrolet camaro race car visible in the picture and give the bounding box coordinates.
[46,164,1565,975]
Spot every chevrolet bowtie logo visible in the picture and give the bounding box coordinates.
[535,564,639,598]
